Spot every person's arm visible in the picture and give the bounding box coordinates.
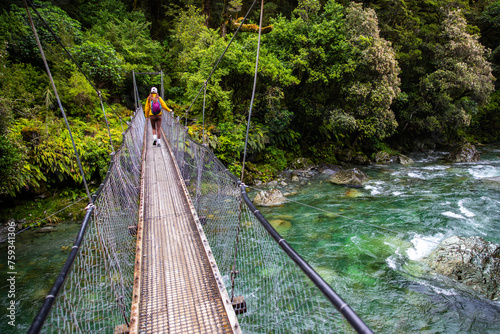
[159,98,172,113]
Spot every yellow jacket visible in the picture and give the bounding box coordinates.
[144,94,171,118]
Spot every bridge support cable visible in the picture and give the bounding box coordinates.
[23,0,91,203]
[99,91,115,154]
[240,0,265,183]
[227,0,266,311]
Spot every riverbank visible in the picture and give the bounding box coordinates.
[0,194,87,241]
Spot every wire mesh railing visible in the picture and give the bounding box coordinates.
[162,113,372,333]
[29,110,145,333]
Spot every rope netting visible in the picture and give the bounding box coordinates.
[35,110,146,333]
[162,114,367,333]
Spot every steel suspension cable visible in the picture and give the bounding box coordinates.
[182,0,259,125]
[26,0,122,147]
[202,82,207,144]
[240,0,265,183]
[229,0,266,310]
[98,91,115,153]
[23,0,92,203]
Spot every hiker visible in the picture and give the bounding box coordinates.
[144,87,172,147]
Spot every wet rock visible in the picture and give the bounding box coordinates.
[344,188,364,198]
[321,169,336,175]
[482,176,500,187]
[252,189,286,207]
[327,168,368,187]
[266,180,278,188]
[396,154,414,165]
[374,152,414,165]
[423,236,500,300]
[446,143,480,162]
[36,226,55,233]
[269,219,292,232]
[291,169,316,178]
[317,163,342,175]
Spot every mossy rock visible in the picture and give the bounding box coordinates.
[446,143,480,162]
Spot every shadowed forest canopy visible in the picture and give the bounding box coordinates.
[0,0,498,198]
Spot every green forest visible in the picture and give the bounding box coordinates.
[0,0,499,222]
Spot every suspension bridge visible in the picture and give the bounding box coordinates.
[22,0,374,332]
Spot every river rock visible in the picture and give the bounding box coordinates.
[253,189,286,206]
[396,154,414,165]
[36,226,55,233]
[482,176,500,188]
[446,143,480,162]
[327,168,368,186]
[317,163,342,175]
[269,219,292,232]
[423,236,500,300]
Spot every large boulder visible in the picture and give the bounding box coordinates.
[396,154,414,165]
[327,168,368,187]
[423,236,500,300]
[446,143,480,162]
[253,189,286,206]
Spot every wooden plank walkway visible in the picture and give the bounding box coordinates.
[129,123,241,333]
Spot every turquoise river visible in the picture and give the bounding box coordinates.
[1,144,500,333]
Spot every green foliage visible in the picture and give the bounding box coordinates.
[57,71,100,116]
[1,0,499,200]
[342,3,400,142]
[88,13,163,72]
[0,133,29,196]
[265,0,400,156]
[406,9,495,145]
[0,1,82,63]
[262,146,288,171]
[212,121,245,165]
[70,0,131,29]
[471,89,500,142]
[71,40,125,88]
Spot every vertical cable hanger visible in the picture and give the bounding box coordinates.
[240,0,265,183]
[98,91,115,154]
[23,0,92,203]
[230,0,266,314]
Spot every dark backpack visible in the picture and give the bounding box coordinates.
[151,98,161,115]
